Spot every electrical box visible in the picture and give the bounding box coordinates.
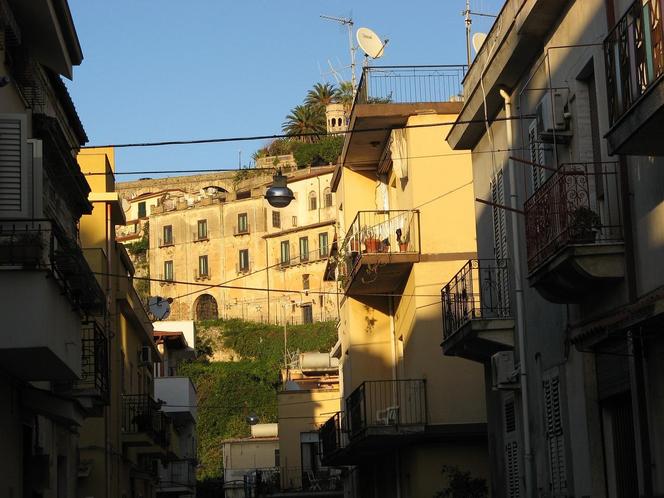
[491,351,519,390]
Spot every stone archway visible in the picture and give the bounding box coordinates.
[195,294,219,321]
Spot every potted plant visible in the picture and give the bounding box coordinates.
[396,228,410,252]
[361,226,380,253]
[569,206,601,243]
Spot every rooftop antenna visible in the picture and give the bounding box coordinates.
[462,1,498,65]
[320,14,357,95]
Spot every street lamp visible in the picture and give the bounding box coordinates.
[264,170,294,208]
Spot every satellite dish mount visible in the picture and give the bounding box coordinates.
[356,27,388,67]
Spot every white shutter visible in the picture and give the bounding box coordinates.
[528,120,549,192]
[503,395,520,498]
[543,372,568,496]
[0,114,28,217]
[491,171,510,311]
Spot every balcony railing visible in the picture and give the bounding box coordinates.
[320,411,348,458]
[121,394,170,446]
[355,65,466,105]
[605,0,664,125]
[524,162,623,272]
[342,209,420,261]
[160,460,196,489]
[76,321,109,401]
[0,219,105,315]
[441,260,512,341]
[346,379,426,437]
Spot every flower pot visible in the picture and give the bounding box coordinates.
[364,238,380,253]
[399,242,409,252]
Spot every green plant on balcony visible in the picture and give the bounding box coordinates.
[396,227,410,252]
[569,206,602,243]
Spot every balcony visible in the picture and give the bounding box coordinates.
[154,376,197,423]
[524,162,625,303]
[0,219,105,380]
[158,459,196,494]
[441,260,514,362]
[340,210,420,299]
[344,66,466,169]
[72,321,109,415]
[604,0,664,155]
[320,412,349,466]
[121,394,170,454]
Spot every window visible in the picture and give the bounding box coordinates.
[238,249,249,272]
[162,225,173,245]
[197,219,208,240]
[319,232,329,258]
[302,304,313,324]
[272,211,281,228]
[324,187,333,208]
[302,274,310,290]
[198,255,209,277]
[292,216,298,227]
[309,191,318,211]
[237,213,249,234]
[299,237,309,262]
[137,201,146,218]
[164,260,174,281]
[528,119,550,192]
[274,449,280,467]
[280,241,290,266]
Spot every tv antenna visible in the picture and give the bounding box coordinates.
[320,14,357,95]
[462,0,497,65]
[356,27,388,66]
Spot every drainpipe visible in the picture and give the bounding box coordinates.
[499,87,534,497]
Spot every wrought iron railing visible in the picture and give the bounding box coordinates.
[524,162,623,272]
[0,219,106,314]
[604,0,664,125]
[355,65,466,105]
[346,379,426,437]
[121,394,170,446]
[441,259,512,341]
[160,460,196,489]
[76,321,109,401]
[320,411,348,458]
[280,467,343,493]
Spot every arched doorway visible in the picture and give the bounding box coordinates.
[195,294,218,321]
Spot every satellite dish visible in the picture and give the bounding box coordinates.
[472,33,488,55]
[148,296,172,321]
[356,27,386,59]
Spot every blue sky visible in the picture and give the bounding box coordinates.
[66,0,502,178]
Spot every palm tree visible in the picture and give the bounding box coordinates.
[337,81,355,111]
[304,82,339,109]
[282,105,326,143]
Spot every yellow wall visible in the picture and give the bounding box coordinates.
[222,439,280,470]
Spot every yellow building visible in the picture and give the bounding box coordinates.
[319,66,489,497]
[144,167,339,324]
[78,148,192,498]
[277,353,342,495]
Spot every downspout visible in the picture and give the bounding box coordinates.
[499,87,534,497]
[105,201,112,498]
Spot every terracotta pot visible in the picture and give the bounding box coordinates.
[399,242,409,252]
[364,238,380,253]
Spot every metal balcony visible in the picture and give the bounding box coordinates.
[121,394,170,452]
[158,459,196,493]
[72,320,109,414]
[340,210,420,299]
[524,162,625,302]
[320,412,348,465]
[604,0,664,155]
[441,260,514,362]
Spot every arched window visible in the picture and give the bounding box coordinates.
[323,187,333,208]
[309,191,318,211]
[195,294,218,321]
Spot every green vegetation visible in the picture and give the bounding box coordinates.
[434,465,488,498]
[125,236,148,256]
[180,319,337,480]
[293,135,344,168]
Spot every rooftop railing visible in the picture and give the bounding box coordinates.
[604,0,664,125]
[441,259,512,341]
[346,379,426,437]
[524,162,623,272]
[355,65,467,105]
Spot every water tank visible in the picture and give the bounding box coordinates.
[251,423,278,438]
[299,352,339,370]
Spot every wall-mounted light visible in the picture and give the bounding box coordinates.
[265,170,295,208]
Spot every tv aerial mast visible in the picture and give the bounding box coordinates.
[462,0,497,66]
[320,14,357,96]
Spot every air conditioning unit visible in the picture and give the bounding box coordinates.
[139,345,152,366]
[536,92,571,143]
[491,351,519,390]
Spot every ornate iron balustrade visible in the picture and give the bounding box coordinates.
[355,65,466,105]
[605,0,664,125]
[441,259,512,341]
[524,162,623,272]
[0,219,106,314]
[346,379,426,437]
[77,320,109,401]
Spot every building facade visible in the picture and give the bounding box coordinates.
[319,65,490,498]
[446,0,664,496]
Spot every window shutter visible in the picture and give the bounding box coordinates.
[543,373,568,496]
[503,395,520,498]
[528,120,549,191]
[0,114,28,216]
[491,171,510,310]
